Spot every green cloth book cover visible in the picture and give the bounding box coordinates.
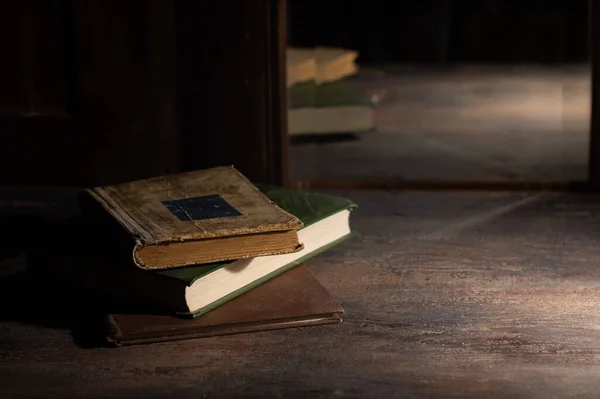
[159,185,357,317]
[288,80,375,109]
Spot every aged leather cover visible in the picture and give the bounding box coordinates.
[106,264,343,346]
[85,166,304,269]
[158,185,357,285]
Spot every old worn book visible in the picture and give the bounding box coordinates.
[313,46,359,84]
[287,47,359,85]
[44,186,356,317]
[105,264,344,346]
[84,166,303,270]
[287,48,317,87]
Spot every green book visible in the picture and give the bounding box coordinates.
[288,80,374,109]
[288,80,375,135]
[44,186,357,318]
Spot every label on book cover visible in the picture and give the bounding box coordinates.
[162,194,242,221]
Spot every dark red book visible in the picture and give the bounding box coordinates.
[105,264,343,346]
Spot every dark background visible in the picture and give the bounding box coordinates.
[0,0,592,189]
[288,0,590,64]
[0,0,287,187]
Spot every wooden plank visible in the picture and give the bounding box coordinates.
[590,0,600,189]
[176,0,289,186]
[3,189,600,397]
[0,1,81,185]
[0,0,181,186]
[0,0,68,116]
[266,0,290,186]
[292,179,586,192]
[74,0,180,186]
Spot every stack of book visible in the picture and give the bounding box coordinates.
[40,166,356,346]
[287,47,375,136]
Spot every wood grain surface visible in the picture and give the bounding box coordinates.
[2,190,600,398]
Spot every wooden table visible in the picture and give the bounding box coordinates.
[2,190,600,398]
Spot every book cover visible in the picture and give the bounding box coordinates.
[105,264,344,347]
[286,47,359,85]
[288,81,375,135]
[159,185,357,317]
[288,81,375,109]
[286,48,317,87]
[313,46,360,84]
[159,185,357,286]
[41,186,357,318]
[85,166,304,270]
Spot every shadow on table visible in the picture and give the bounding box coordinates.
[0,215,113,348]
[0,220,185,349]
[290,132,361,145]
[0,267,110,348]
[0,188,136,347]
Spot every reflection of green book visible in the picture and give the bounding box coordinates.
[45,186,357,318]
[288,81,375,135]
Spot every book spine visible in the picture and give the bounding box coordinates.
[105,314,124,347]
[87,187,154,244]
[110,315,341,347]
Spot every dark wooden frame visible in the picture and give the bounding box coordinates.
[589,0,600,189]
[176,0,289,187]
[0,0,289,188]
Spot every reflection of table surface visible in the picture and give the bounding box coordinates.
[3,189,600,398]
[291,65,591,184]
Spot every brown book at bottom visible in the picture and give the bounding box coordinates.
[106,264,343,347]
